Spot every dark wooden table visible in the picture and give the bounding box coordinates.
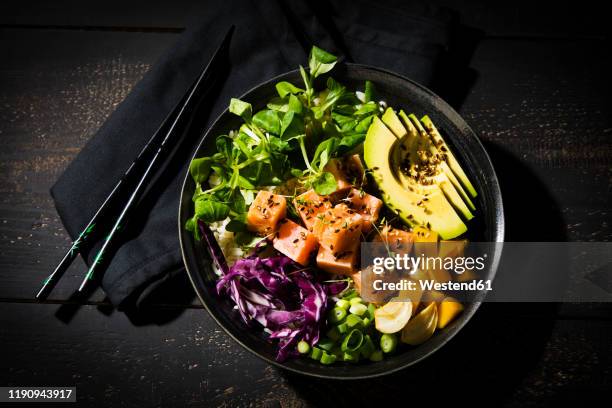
[1,1,610,406]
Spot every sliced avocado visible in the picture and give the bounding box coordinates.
[381,109,474,220]
[381,107,407,138]
[403,112,476,211]
[364,117,467,239]
[421,115,477,198]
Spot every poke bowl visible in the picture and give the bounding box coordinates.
[179,47,504,379]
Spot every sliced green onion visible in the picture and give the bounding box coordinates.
[297,340,310,354]
[337,323,348,334]
[380,333,398,354]
[367,303,376,319]
[328,307,347,323]
[342,289,358,300]
[341,329,364,352]
[319,337,336,351]
[369,350,384,362]
[309,347,322,361]
[349,297,363,305]
[346,314,363,328]
[362,317,371,327]
[342,351,359,362]
[336,299,350,310]
[320,352,337,365]
[359,335,376,358]
[349,303,368,316]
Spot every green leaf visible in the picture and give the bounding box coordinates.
[229,98,252,122]
[228,188,246,214]
[268,135,292,153]
[235,231,257,246]
[189,157,213,184]
[240,161,265,186]
[336,92,362,107]
[253,109,281,135]
[225,212,247,233]
[337,132,366,155]
[226,218,247,233]
[280,111,294,137]
[239,123,260,142]
[311,46,337,64]
[194,198,230,223]
[216,135,233,161]
[312,77,345,119]
[237,175,255,190]
[185,216,196,232]
[313,171,337,195]
[291,168,305,178]
[332,112,357,132]
[312,137,338,170]
[185,215,201,240]
[354,101,378,117]
[334,104,357,116]
[276,81,304,98]
[280,111,305,141]
[192,183,205,202]
[327,76,344,92]
[210,164,228,182]
[355,115,374,133]
[232,134,254,158]
[309,46,338,78]
[299,65,310,89]
[267,96,289,112]
[287,94,303,114]
[269,157,289,184]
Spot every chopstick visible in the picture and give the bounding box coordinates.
[36,26,234,299]
[36,81,193,300]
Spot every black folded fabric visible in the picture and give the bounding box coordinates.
[51,0,456,307]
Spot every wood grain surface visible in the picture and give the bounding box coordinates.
[0,1,610,406]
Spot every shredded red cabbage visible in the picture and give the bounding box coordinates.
[216,254,324,361]
[199,220,347,361]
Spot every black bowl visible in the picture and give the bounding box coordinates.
[178,64,504,379]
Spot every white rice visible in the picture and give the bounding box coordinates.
[208,218,245,276]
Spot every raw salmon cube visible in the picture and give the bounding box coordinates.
[373,225,414,254]
[341,188,383,232]
[273,219,318,266]
[246,191,287,236]
[312,204,364,252]
[293,189,332,230]
[316,239,360,275]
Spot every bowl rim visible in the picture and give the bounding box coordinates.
[178,62,505,379]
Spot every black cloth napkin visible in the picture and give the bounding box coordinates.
[51,0,460,307]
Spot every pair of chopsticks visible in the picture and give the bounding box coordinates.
[36,26,235,300]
